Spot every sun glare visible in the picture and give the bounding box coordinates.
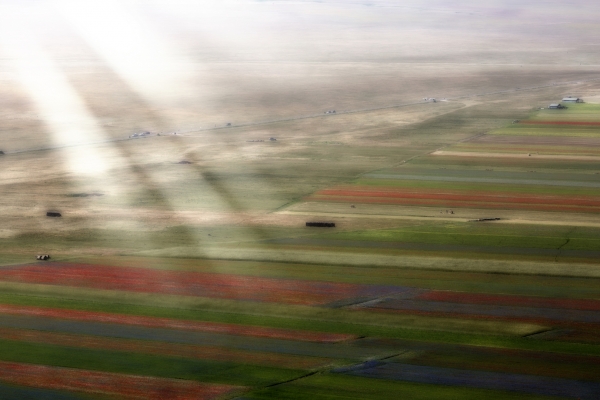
[54,0,193,105]
[0,14,116,176]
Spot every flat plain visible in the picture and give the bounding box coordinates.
[2,1,600,399]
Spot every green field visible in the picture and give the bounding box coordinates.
[492,126,600,138]
[312,223,600,252]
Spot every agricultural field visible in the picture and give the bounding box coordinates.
[0,257,600,398]
[288,103,600,227]
[3,0,600,399]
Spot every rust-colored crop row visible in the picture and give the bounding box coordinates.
[0,263,379,306]
[309,188,600,212]
[0,361,243,399]
[0,304,355,343]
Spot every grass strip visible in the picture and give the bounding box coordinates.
[312,229,600,253]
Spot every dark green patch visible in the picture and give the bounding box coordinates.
[0,339,301,386]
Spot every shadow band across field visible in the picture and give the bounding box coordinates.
[0,382,86,400]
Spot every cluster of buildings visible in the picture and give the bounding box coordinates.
[246,137,277,142]
[129,131,152,138]
[548,96,583,109]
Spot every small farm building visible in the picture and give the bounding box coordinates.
[562,97,583,103]
[548,104,565,109]
[306,222,335,227]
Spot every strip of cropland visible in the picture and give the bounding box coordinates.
[292,103,600,222]
[5,102,600,398]
[227,102,600,398]
[0,254,600,398]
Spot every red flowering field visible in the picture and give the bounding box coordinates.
[0,361,243,399]
[0,263,394,306]
[307,187,600,212]
[0,304,356,343]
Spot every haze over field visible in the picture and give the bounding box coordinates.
[2,1,600,399]
[2,0,600,151]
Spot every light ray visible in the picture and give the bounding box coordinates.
[54,0,193,105]
[0,15,117,176]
